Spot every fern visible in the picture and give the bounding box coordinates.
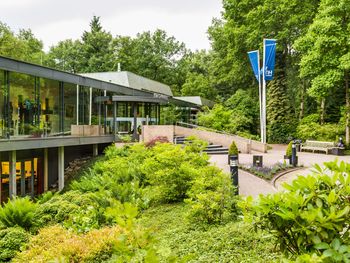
[0,197,38,231]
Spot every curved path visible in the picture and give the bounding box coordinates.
[209,147,350,197]
[209,155,277,197]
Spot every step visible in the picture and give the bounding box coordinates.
[204,147,228,152]
[205,151,228,155]
[206,144,224,148]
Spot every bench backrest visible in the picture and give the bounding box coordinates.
[304,140,335,148]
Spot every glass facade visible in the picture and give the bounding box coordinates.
[63,83,77,134]
[0,70,5,138]
[0,69,165,140]
[40,78,60,136]
[9,72,38,137]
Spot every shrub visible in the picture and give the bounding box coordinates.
[145,136,170,148]
[229,140,239,155]
[14,224,158,262]
[184,135,208,153]
[241,160,350,259]
[300,114,320,125]
[141,143,208,203]
[286,141,293,157]
[0,227,30,262]
[0,197,38,231]
[35,191,105,231]
[185,166,239,224]
[296,122,344,141]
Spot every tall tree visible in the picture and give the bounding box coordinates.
[0,22,44,64]
[295,0,350,144]
[113,29,189,94]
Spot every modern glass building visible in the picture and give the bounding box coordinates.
[0,55,212,202]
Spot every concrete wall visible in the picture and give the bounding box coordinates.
[141,125,267,153]
[142,125,175,144]
[71,125,104,136]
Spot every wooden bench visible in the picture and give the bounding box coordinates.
[300,140,335,154]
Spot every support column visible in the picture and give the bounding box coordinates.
[31,159,34,197]
[113,101,116,135]
[44,148,48,192]
[9,150,16,199]
[58,147,64,191]
[93,144,98,157]
[20,162,25,197]
[133,102,137,141]
[89,87,92,125]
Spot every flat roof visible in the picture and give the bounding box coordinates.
[173,96,215,108]
[81,71,173,97]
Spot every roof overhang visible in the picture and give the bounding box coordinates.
[112,95,169,105]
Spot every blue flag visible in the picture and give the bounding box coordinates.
[263,39,276,81]
[248,50,260,82]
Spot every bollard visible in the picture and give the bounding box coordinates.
[229,155,239,194]
[291,141,297,167]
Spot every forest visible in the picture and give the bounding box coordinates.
[0,0,349,144]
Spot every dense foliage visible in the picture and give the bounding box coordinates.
[241,160,350,261]
[0,141,239,262]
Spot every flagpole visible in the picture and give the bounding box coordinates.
[257,50,263,143]
[262,39,267,144]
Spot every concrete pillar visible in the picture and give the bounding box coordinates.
[113,101,116,135]
[9,150,16,198]
[58,146,64,191]
[20,162,25,197]
[93,144,98,157]
[133,102,138,141]
[44,148,48,192]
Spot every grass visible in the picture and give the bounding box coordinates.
[139,203,281,262]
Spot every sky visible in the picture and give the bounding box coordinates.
[0,0,223,51]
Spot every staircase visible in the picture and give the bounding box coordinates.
[174,136,228,155]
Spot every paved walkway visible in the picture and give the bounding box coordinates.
[209,155,277,197]
[209,145,350,197]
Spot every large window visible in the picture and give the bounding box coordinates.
[78,86,90,125]
[40,78,60,136]
[0,71,5,138]
[63,83,77,133]
[9,72,38,137]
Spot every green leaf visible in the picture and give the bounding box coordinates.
[314,242,330,250]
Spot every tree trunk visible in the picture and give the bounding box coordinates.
[320,98,325,125]
[299,80,305,120]
[345,71,349,145]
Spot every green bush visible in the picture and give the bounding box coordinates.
[0,197,38,231]
[296,122,344,141]
[35,191,105,231]
[184,135,208,153]
[241,160,350,259]
[141,143,208,203]
[286,141,293,157]
[0,227,30,262]
[229,140,239,155]
[299,114,320,125]
[185,166,239,224]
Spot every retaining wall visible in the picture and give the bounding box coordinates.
[141,125,267,153]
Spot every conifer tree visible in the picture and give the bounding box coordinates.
[267,73,295,143]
